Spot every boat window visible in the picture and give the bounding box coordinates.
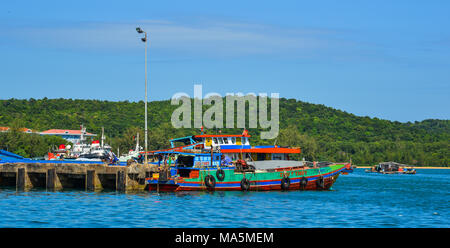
[257,153,266,161]
[224,138,229,144]
[232,137,236,144]
[213,138,218,144]
[272,154,283,160]
[218,137,224,144]
[177,155,194,167]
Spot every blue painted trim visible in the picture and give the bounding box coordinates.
[0,150,25,159]
[220,145,251,149]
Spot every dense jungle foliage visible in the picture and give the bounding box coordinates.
[0,98,448,166]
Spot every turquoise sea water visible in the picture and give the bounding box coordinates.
[0,168,448,228]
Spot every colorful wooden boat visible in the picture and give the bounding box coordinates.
[340,162,354,174]
[366,162,416,174]
[144,132,346,191]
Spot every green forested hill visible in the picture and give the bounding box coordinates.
[0,98,448,166]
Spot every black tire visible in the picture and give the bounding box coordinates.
[316,175,325,189]
[216,169,225,181]
[281,177,290,190]
[240,178,250,191]
[300,177,308,190]
[205,175,216,189]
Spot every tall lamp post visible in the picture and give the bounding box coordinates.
[136,27,148,165]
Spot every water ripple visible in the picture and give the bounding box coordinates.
[0,168,449,227]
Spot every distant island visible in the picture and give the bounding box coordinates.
[0,98,448,166]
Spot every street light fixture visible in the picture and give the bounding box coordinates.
[136,26,148,166]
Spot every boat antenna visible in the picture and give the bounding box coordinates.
[101,127,105,148]
[80,124,85,143]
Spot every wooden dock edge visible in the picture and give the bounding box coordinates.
[0,162,157,192]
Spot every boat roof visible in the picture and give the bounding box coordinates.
[194,134,251,138]
[154,151,221,156]
[152,132,300,155]
[221,146,300,154]
[169,134,250,143]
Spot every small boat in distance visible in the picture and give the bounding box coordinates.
[76,127,118,163]
[340,160,355,174]
[366,162,416,174]
[118,132,143,163]
[44,126,118,163]
[145,131,346,192]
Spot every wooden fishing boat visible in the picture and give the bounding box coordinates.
[144,132,346,191]
[340,162,355,174]
[366,162,416,174]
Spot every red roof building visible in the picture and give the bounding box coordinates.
[40,129,96,143]
[0,127,35,133]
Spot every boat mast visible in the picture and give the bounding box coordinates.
[101,127,105,148]
[135,132,140,152]
[80,124,85,143]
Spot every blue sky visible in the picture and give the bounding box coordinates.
[0,0,449,122]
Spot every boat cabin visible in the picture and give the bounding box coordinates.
[163,133,301,164]
[152,150,225,180]
[169,134,251,149]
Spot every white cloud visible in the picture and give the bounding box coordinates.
[2,19,335,58]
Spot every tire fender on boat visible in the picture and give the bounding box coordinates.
[316,175,325,189]
[204,175,216,189]
[281,176,290,190]
[216,169,225,181]
[240,178,250,191]
[300,176,308,190]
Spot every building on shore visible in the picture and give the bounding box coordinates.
[0,126,35,134]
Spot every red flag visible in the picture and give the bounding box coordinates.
[242,129,248,136]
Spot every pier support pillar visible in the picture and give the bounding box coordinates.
[16,168,25,191]
[16,168,32,191]
[47,168,56,190]
[86,170,95,191]
[116,170,126,191]
[46,168,62,190]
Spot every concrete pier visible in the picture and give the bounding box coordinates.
[0,162,157,192]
